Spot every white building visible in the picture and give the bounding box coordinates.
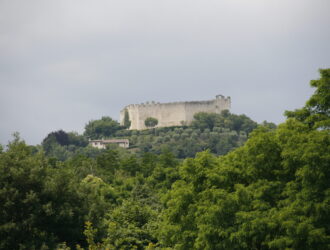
[89,139,129,149]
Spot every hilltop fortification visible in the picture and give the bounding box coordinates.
[120,95,231,130]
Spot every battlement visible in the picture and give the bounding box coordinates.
[124,95,231,109]
[120,95,231,130]
[216,94,231,100]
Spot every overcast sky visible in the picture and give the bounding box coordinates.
[1,0,329,145]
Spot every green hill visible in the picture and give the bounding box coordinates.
[41,110,270,160]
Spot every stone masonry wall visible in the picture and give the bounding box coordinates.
[120,95,231,130]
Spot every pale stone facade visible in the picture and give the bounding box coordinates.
[89,139,129,149]
[120,95,231,130]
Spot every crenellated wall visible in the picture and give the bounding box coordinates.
[120,95,231,130]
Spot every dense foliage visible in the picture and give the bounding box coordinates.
[0,134,86,249]
[0,139,178,249]
[0,69,328,249]
[160,124,329,249]
[42,130,98,161]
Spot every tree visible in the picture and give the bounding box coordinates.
[41,130,88,159]
[123,109,131,129]
[285,68,330,129]
[0,136,87,249]
[145,117,158,128]
[121,155,140,176]
[84,116,121,139]
[192,112,217,130]
[95,149,120,180]
[42,130,69,153]
[78,175,117,242]
[67,132,88,147]
[103,200,157,249]
[192,111,258,134]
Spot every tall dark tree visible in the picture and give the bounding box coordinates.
[42,130,69,153]
[123,109,131,129]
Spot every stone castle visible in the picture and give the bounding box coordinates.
[120,95,231,130]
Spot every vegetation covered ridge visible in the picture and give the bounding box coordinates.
[41,109,271,161]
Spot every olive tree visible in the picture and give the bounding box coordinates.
[144,117,158,128]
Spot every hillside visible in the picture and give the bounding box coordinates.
[41,110,268,160]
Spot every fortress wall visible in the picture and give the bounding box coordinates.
[184,101,217,123]
[120,105,142,130]
[120,95,231,130]
[158,102,186,127]
[183,96,231,123]
[134,102,186,129]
